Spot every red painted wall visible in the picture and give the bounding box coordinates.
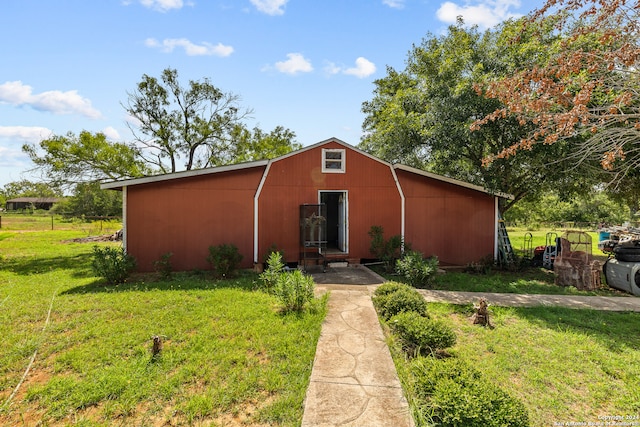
[122,140,497,272]
[396,169,495,265]
[257,141,402,264]
[125,166,265,272]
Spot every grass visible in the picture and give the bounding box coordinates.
[508,226,606,260]
[0,227,327,426]
[371,265,626,296]
[0,212,121,233]
[388,301,640,427]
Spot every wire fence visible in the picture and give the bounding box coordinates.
[0,213,122,233]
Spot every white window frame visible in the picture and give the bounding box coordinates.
[322,148,346,173]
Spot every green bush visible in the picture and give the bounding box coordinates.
[206,243,243,278]
[410,358,530,427]
[373,286,429,321]
[275,269,315,312]
[368,225,404,273]
[259,251,285,292]
[396,251,439,287]
[91,245,136,285]
[153,252,173,280]
[389,311,456,355]
[373,282,414,298]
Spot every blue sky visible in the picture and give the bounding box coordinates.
[0,0,544,188]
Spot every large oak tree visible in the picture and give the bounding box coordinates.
[360,20,591,212]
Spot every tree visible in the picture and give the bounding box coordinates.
[473,0,640,186]
[23,69,300,188]
[124,67,252,173]
[223,125,301,165]
[23,131,149,187]
[63,182,122,217]
[1,179,62,200]
[359,20,593,212]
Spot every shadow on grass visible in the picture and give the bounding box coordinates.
[510,305,640,352]
[0,253,95,278]
[60,270,260,295]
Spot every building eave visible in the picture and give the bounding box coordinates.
[393,164,514,200]
[100,160,270,190]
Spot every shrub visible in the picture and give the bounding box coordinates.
[91,245,136,285]
[368,225,404,273]
[389,311,456,355]
[259,251,285,292]
[206,244,243,278]
[396,251,439,287]
[373,282,414,298]
[275,269,315,312]
[373,286,429,321]
[153,252,173,280]
[410,358,530,427]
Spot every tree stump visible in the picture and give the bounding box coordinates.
[472,298,493,328]
[152,335,163,356]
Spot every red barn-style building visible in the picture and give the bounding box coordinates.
[102,138,509,272]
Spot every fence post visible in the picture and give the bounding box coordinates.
[0,215,2,229]
[51,215,54,230]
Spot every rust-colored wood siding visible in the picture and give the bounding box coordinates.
[126,167,265,272]
[397,169,495,265]
[258,141,402,264]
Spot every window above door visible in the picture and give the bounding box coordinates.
[322,148,346,173]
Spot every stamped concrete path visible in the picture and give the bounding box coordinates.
[301,265,640,426]
[302,265,414,427]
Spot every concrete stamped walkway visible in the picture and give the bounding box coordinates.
[416,289,640,312]
[301,288,414,427]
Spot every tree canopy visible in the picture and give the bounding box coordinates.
[22,68,300,187]
[124,67,253,173]
[23,131,149,188]
[359,20,592,211]
[473,0,640,186]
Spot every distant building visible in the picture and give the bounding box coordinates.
[5,197,62,211]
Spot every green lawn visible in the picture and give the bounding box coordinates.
[0,228,326,426]
[389,302,640,427]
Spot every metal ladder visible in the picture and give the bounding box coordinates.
[497,216,515,266]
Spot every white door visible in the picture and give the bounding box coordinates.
[338,194,346,252]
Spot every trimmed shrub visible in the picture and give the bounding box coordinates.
[389,311,456,355]
[259,251,285,292]
[206,244,243,278]
[410,358,530,427]
[91,245,136,285]
[373,286,429,321]
[373,281,414,298]
[396,251,439,287]
[275,269,315,312]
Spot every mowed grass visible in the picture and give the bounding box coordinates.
[0,213,121,233]
[391,302,640,427]
[0,229,327,426]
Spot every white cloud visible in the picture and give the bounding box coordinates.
[145,38,234,56]
[383,0,405,9]
[343,57,377,78]
[324,57,377,78]
[436,0,522,29]
[0,81,102,119]
[101,126,121,140]
[139,0,184,12]
[0,126,53,143]
[274,53,313,75]
[250,0,288,15]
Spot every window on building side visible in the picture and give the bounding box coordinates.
[322,149,345,173]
